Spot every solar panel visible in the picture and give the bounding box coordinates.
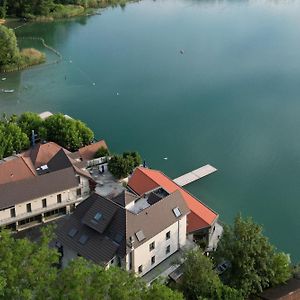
[173,207,182,218]
[79,234,89,245]
[68,228,78,238]
[135,230,145,242]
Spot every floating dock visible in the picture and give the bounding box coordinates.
[173,164,217,187]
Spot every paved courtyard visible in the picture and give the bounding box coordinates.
[90,167,126,198]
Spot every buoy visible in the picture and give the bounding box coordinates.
[180,50,184,54]
[116,92,119,96]
[93,82,96,86]
[69,60,72,63]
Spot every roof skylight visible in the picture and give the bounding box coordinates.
[94,212,102,221]
[173,207,182,218]
[68,228,78,238]
[135,230,146,242]
[79,234,89,245]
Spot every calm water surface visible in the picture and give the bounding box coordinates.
[1,0,300,261]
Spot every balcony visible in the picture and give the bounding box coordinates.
[0,193,89,226]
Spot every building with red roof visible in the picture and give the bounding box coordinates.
[128,167,218,235]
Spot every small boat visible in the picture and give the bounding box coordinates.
[180,49,184,54]
[2,78,6,81]
[3,89,14,93]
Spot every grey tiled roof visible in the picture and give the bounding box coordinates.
[57,190,189,265]
[0,168,78,210]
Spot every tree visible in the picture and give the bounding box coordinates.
[35,0,54,16]
[58,258,184,300]
[0,0,7,18]
[17,111,43,140]
[0,227,60,299]
[181,251,242,300]
[0,121,29,159]
[214,214,292,297]
[0,228,183,299]
[0,25,20,68]
[43,114,94,151]
[123,151,142,168]
[108,154,134,179]
[94,146,110,158]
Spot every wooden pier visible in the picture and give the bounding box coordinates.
[173,164,217,187]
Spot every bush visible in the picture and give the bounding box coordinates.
[94,146,109,158]
[108,151,142,179]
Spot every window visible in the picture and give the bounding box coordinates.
[10,208,16,218]
[151,256,155,265]
[94,212,102,221]
[138,265,143,274]
[79,234,88,245]
[166,231,170,240]
[172,207,182,218]
[68,228,78,238]
[166,245,170,254]
[42,198,47,208]
[77,188,82,197]
[26,203,32,213]
[76,175,80,184]
[135,230,145,242]
[57,194,62,203]
[149,241,155,251]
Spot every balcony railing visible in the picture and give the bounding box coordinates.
[0,192,89,226]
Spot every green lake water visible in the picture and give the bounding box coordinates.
[1,0,300,261]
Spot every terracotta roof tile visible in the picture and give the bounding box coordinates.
[128,167,218,232]
[0,157,36,185]
[78,140,108,161]
[22,142,67,168]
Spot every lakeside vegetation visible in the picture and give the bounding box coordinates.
[0,227,183,299]
[0,215,297,299]
[0,25,45,72]
[0,112,94,159]
[0,0,133,21]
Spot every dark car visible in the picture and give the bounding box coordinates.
[215,261,231,275]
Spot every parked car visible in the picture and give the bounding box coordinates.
[215,261,231,275]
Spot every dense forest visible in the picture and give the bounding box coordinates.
[0,0,129,19]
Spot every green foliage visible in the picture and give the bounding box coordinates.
[0,227,59,299]
[214,214,292,297]
[6,0,131,18]
[0,25,20,67]
[108,154,134,179]
[0,228,183,299]
[181,251,242,300]
[0,0,7,18]
[94,146,110,158]
[58,259,184,299]
[43,113,94,151]
[0,118,30,159]
[123,151,142,168]
[108,151,142,179]
[17,111,43,139]
[0,112,94,158]
[0,26,45,72]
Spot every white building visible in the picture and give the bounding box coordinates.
[57,188,189,277]
[0,142,95,231]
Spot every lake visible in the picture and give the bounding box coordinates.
[1,0,300,261]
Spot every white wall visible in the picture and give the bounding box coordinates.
[128,215,187,276]
[0,175,91,226]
